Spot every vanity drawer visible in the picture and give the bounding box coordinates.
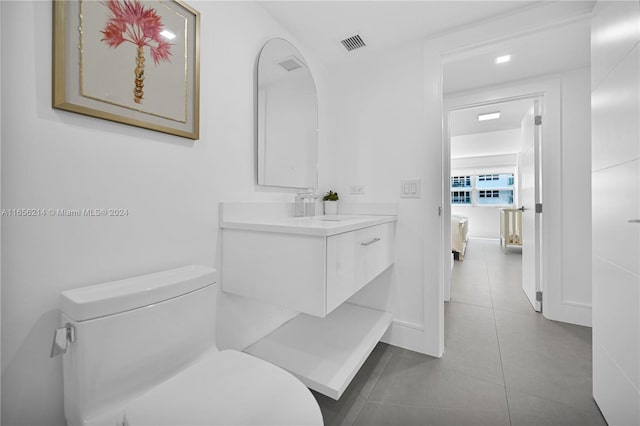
[326,222,394,313]
[222,216,396,318]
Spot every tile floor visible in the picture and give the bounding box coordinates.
[314,238,606,426]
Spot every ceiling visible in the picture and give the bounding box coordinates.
[450,98,533,137]
[260,1,542,64]
[445,17,590,139]
[443,19,591,94]
[260,1,594,145]
[260,1,593,87]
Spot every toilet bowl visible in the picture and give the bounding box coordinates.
[124,349,320,426]
[57,265,323,426]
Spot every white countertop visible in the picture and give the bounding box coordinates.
[219,214,396,237]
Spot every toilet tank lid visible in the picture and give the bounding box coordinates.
[61,265,217,322]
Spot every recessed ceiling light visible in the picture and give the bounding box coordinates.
[478,112,501,121]
[495,55,511,64]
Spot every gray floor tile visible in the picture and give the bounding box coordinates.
[450,268,494,308]
[490,286,537,315]
[354,401,510,426]
[494,309,593,362]
[507,388,607,426]
[315,237,600,426]
[451,263,489,278]
[444,301,496,339]
[450,287,494,308]
[315,343,395,426]
[494,312,595,411]
[443,302,505,385]
[368,350,509,414]
[500,347,594,411]
[487,268,522,286]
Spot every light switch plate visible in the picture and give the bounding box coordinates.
[400,179,421,198]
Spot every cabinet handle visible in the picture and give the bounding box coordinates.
[629,219,640,224]
[361,238,381,246]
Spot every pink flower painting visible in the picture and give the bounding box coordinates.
[100,0,173,104]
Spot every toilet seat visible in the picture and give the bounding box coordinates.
[123,349,323,426]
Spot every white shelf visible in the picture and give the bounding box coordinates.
[244,303,393,400]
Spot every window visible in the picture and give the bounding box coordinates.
[478,174,499,182]
[451,175,472,204]
[451,190,472,205]
[451,175,471,188]
[476,173,514,189]
[478,189,514,205]
[451,173,515,206]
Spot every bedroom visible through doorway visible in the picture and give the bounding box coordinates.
[448,97,541,313]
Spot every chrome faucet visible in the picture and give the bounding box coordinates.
[294,190,317,217]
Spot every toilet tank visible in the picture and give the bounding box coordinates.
[59,265,217,426]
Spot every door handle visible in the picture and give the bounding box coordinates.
[521,204,543,213]
[628,219,640,224]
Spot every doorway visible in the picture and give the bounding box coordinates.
[445,96,542,313]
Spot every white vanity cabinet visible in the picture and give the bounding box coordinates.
[219,208,396,400]
[326,222,394,314]
[221,218,395,317]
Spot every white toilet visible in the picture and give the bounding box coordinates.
[57,265,323,426]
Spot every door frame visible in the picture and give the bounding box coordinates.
[421,3,591,357]
[441,78,562,321]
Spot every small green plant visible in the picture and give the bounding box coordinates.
[322,190,339,201]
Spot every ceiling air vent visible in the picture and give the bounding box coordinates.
[340,34,366,52]
[277,56,304,72]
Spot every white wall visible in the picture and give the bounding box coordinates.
[451,128,521,159]
[450,206,502,239]
[452,153,518,175]
[559,67,592,310]
[591,2,640,424]
[323,40,434,353]
[0,2,325,424]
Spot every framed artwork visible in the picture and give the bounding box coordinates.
[53,0,200,140]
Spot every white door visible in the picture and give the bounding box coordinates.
[591,4,640,422]
[520,102,541,312]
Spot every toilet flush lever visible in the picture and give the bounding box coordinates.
[50,323,75,358]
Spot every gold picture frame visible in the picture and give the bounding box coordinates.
[53,0,200,140]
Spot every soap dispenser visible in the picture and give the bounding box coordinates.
[294,190,317,217]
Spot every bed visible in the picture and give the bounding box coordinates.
[451,214,469,260]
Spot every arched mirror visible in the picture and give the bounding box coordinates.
[257,38,318,190]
